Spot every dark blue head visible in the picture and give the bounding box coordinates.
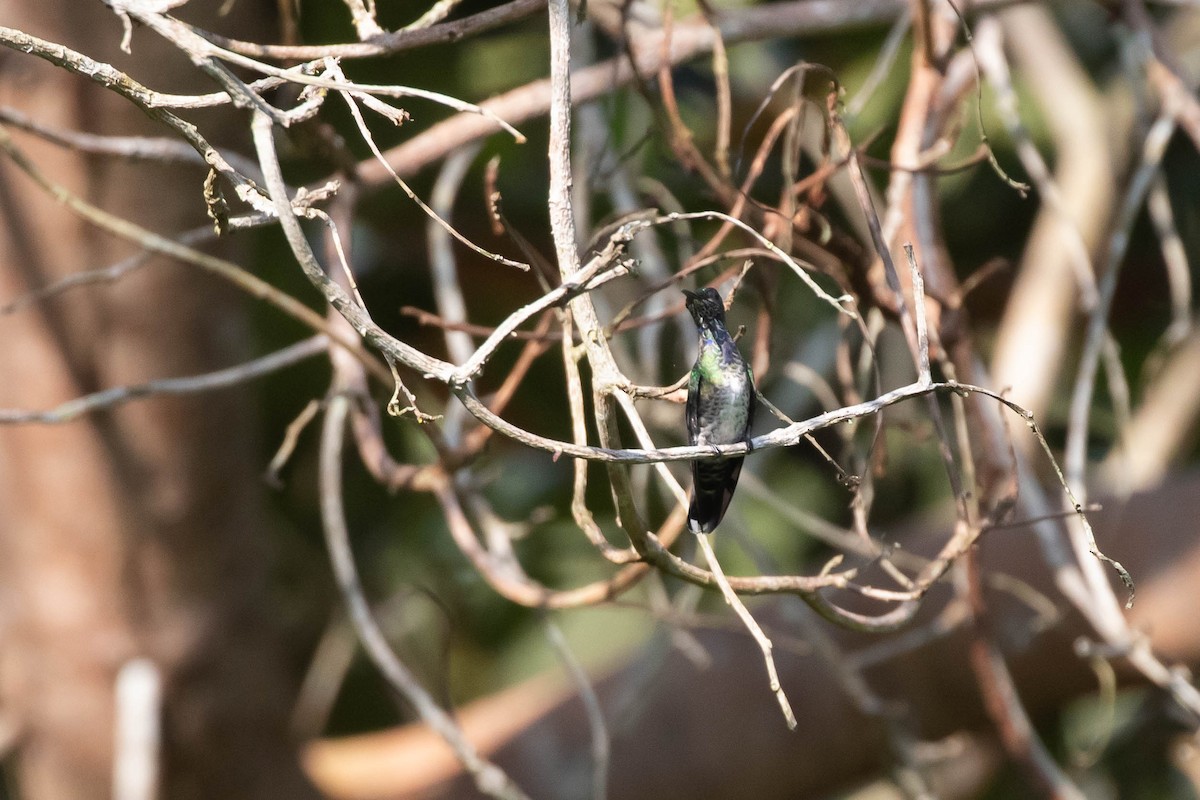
[683,287,727,330]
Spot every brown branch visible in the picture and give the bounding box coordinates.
[0,25,272,210]
[965,549,1085,798]
[318,394,531,800]
[0,124,389,383]
[357,0,1019,184]
[0,337,328,425]
[195,0,548,61]
[304,473,1200,799]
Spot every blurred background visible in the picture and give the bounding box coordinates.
[2,0,1200,797]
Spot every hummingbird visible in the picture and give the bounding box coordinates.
[683,287,755,533]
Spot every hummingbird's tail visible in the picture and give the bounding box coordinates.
[687,456,744,534]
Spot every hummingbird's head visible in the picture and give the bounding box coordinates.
[683,287,727,329]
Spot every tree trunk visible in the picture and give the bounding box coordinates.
[0,2,318,797]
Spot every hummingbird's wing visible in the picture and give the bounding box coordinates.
[687,359,754,534]
[746,364,756,433]
[685,366,701,445]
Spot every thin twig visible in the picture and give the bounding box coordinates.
[1063,108,1177,501]
[267,398,324,487]
[0,337,328,425]
[0,125,386,381]
[697,533,797,729]
[660,211,854,314]
[330,63,529,272]
[1147,174,1191,345]
[964,551,1086,799]
[544,619,610,800]
[610,392,798,728]
[0,25,272,210]
[0,104,262,177]
[562,309,641,564]
[905,243,932,386]
[451,244,635,383]
[108,5,528,141]
[196,0,546,61]
[846,8,911,117]
[358,0,1018,184]
[341,0,385,39]
[318,394,531,800]
[0,211,279,317]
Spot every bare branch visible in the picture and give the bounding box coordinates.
[318,394,531,800]
[196,0,546,61]
[0,337,328,425]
